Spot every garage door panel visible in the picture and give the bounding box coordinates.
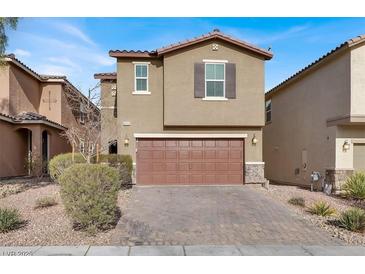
[230,140,243,147]
[137,138,244,185]
[229,163,243,171]
[179,151,189,160]
[166,150,178,160]
[191,150,203,160]
[178,163,189,171]
[152,150,164,160]
[166,162,177,171]
[230,150,242,159]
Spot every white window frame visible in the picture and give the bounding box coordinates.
[204,62,226,99]
[133,62,150,94]
[265,99,272,123]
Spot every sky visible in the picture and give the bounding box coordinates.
[6,17,365,95]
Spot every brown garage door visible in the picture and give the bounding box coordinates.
[136,138,244,185]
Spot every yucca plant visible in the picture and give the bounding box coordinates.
[339,208,365,232]
[308,201,336,217]
[288,197,305,207]
[0,208,23,233]
[342,172,365,200]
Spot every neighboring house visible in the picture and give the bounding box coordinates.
[0,54,99,178]
[94,72,118,154]
[97,29,273,185]
[264,35,365,191]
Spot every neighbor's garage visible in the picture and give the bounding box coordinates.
[354,143,365,172]
[136,138,244,185]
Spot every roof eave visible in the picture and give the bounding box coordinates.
[156,34,273,60]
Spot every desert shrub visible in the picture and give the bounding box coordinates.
[0,208,23,233]
[59,163,120,232]
[288,197,305,207]
[49,153,86,182]
[339,208,365,232]
[92,154,133,185]
[308,201,336,217]
[342,172,365,200]
[34,196,57,209]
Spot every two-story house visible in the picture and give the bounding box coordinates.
[264,35,365,191]
[96,29,273,185]
[0,54,99,178]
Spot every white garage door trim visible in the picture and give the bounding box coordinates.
[134,133,248,138]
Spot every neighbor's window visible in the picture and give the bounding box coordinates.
[205,63,225,97]
[80,140,85,154]
[135,63,148,92]
[80,104,85,124]
[265,99,272,123]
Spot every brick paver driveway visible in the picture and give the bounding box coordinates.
[112,186,343,246]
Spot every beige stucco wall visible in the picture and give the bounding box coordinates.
[116,42,266,164]
[264,50,351,186]
[100,80,118,152]
[164,40,265,127]
[335,125,365,170]
[0,65,10,114]
[9,64,41,115]
[350,44,365,116]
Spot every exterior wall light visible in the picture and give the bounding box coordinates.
[124,135,130,147]
[252,134,258,145]
[343,140,350,151]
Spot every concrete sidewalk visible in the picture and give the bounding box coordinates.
[1,245,365,256]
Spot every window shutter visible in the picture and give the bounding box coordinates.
[194,63,205,98]
[225,63,236,99]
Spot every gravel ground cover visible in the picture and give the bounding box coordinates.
[0,181,131,246]
[249,184,365,245]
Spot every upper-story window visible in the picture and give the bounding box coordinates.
[265,99,272,123]
[205,63,225,98]
[134,63,149,93]
[80,104,85,124]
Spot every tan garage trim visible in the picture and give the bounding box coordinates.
[134,133,248,139]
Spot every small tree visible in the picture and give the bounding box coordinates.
[61,82,102,163]
[0,18,18,63]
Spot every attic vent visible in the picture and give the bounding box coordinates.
[212,43,219,51]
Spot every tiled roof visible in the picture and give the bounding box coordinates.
[109,29,273,60]
[40,74,67,80]
[94,72,117,80]
[3,54,99,113]
[0,112,66,130]
[266,34,365,97]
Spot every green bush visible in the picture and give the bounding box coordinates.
[0,208,23,233]
[339,208,365,232]
[34,196,57,209]
[342,172,365,200]
[308,201,336,217]
[59,163,120,232]
[93,154,133,185]
[288,197,305,207]
[49,153,86,182]
[94,154,133,174]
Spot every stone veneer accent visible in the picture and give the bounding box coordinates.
[325,169,353,191]
[245,162,267,184]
